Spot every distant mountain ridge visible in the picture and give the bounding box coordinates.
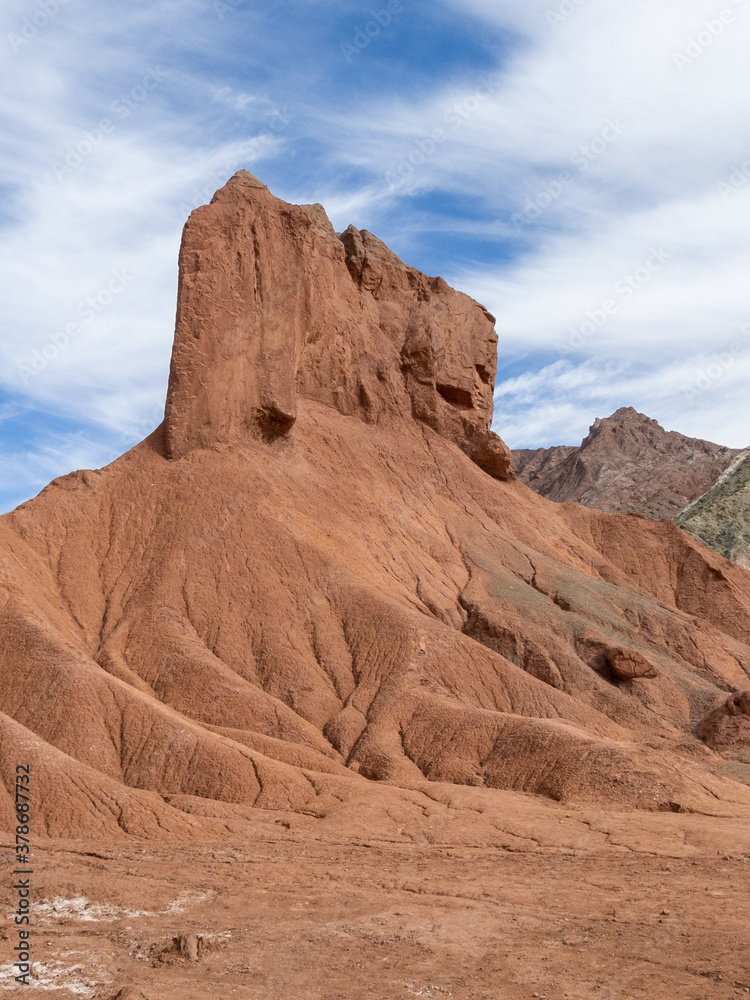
[513,407,742,520]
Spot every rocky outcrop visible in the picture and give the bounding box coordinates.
[165,170,512,479]
[513,407,741,519]
[698,689,750,753]
[1,176,750,841]
[676,449,750,568]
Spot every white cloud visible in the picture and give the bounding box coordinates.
[1,0,749,510]
[494,348,750,449]
[0,428,128,510]
[0,4,288,442]
[313,0,750,448]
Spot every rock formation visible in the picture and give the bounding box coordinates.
[677,449,750,569]
[1,175,750,842]
[513,407,741,519]
[697,688,750,755]
[165,170,512,479]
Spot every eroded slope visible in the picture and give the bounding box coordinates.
[1,176,750,840]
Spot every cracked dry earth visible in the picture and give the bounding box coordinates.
[5,797,750,1000]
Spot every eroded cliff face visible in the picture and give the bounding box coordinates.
[164,171,512,478]
[677,449,750,569]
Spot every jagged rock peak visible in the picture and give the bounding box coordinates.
[225,168,269,191]
[590,407,655,430]
[513,408,741,519]
[163,173,512,479]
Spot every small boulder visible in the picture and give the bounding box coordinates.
[179,934,200,961]
[698,690,750,750]
[726,690,750,716]
[605,647,659,681]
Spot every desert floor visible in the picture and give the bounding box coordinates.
[6,789,750,1000]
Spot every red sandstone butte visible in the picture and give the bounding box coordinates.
[165,170,512,479]
[2,172,750,838]
[2,172,750,999]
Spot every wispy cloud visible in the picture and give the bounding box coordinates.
[344,0,750,447]
[1,0,748,511]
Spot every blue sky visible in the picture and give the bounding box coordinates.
[2,0,750,511]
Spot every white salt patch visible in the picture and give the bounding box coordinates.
[28,888,215,924]
[0,959,110,997]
